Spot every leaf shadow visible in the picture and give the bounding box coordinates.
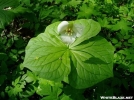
[84,57,107,64]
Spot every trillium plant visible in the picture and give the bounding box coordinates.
[23,19,114,89]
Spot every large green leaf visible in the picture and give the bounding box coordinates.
[23,19,114,89]
[69,36,114,88]
[70,19,101,47]
[23,29,71,81]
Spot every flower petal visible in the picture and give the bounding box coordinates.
[57,21,69,33]
[60,34,76,44]
[73,24,83,37]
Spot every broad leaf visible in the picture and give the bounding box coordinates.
[70,19,101,47]
[69,36,114,88]
[23,28,71,81]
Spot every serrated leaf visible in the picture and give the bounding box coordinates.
[111,19,132,34]
[36,78,62,98]
[97,17,111,28]
[12,77,20,86]
[77,3,99,18]
[20,84,36,98]
[25,71,37,83]
[69,36,114,88]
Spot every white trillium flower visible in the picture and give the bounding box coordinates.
[57,21,83,44]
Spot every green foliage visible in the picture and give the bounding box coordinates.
[77,3,99,18]
[0,0,19,29]
[111,19,132,35]
[36,78,63,99]
[0,0,134,99]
